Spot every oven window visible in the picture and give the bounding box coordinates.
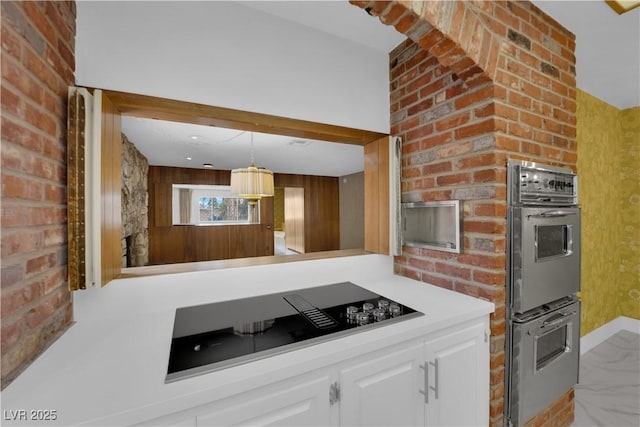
[536,325,568,370]
[536,225,568,259]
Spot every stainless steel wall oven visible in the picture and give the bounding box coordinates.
[506,160,581,427]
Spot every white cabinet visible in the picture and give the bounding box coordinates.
[339,320,489,427]
[340,343,426,426]
[196,374,332,426]
[423,321,489,426]
[144,318,489,427]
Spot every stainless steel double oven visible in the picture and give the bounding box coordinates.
[506,160,581,427]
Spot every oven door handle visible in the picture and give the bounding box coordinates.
[528,210,576,219]
[540,310,576,329]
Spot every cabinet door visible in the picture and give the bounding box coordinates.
[196,375,331,426]
[340,343,425,426]
[424,321,489,427]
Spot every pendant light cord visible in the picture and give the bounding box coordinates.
[250,132,255,165]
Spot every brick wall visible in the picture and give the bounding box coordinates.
[351,1,576,426]
[1,1,76,389]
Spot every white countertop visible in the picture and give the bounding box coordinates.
[1,254,494,426]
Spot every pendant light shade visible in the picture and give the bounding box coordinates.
[230,165,274,205]
[230,132,274,204]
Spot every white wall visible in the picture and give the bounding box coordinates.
[75,1,391,133]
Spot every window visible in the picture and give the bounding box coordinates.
[172,184,256,225]
[198,196,249,223]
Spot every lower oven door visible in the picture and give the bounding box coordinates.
[510,206,581,313]
[507,300,580,427]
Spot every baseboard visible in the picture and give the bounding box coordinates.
[581,316,640,355]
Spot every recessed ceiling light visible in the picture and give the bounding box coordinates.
[186,156,192,161]
[288,139,312,147]
[203,163,214,168]
[190,135,201,140]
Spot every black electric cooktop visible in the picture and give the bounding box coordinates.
[166,281,423,382]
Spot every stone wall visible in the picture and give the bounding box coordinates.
[121,134,149,267]
[1,1,76,389]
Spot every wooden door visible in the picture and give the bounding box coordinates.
[284,187,305,253]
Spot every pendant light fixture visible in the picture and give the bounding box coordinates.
[230,132,274,205]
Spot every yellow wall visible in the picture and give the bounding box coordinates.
[577,90,640,335]
[618,107,640,319]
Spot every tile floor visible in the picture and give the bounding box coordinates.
[572,330,640,426]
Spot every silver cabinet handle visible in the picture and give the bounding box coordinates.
[419,363,429,403]
[429,359,439,399]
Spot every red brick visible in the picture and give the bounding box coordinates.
[435,111,470,132]
[423,161,452,174]
[1,25,22,60]
[473,168,502,183]
[420,272,454,290]
[436,172,471,186]
[394,12,417,34]
[420,132,453,149]
[473,270,506,286]
[507,90,532,109]
[1,173,44,201]
[465,220,505,234]
[1,280,43,317]
[23,2,57,47]
[436,141,473,159]
[408,257,434,272]
[456,153,496,169]
[474,202,507,216]
[454,85,494,109]
[44,1,73,43]
[459,253,506,269]
[1,319,23,349]
[2,51,44,104]
[435,262,471,280]
[521,141,541,155]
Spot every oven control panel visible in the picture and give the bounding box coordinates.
[520,169,575,194]
[508,160,578,206]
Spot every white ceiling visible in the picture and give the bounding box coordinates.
[123,0,639,176]
[122,117,365,176]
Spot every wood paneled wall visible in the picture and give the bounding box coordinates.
[147,166,340,265]
[274,173,340,254]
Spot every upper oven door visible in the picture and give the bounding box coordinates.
[510,206,581,313]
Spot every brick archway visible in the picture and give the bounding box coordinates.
[350,2,577,426]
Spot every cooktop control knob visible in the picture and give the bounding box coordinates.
[372,308,387,322]
[356,312,370,326]
[346,305,358,322]
[377,299,390,312]
[362,302,374,313]
[389,303,402,317]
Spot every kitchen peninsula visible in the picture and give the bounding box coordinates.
[2,254,493,426]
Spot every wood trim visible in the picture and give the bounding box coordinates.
[377,137,390,255]
[102,90,387,146]
[89,87,389,284]
[364,136,390,254]
[100,92,123,285]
